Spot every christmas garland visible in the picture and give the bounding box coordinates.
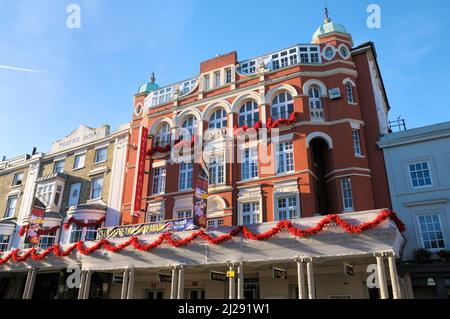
[18,225,60,237]
[233,120,263,135]
[148,144,171,156]
[0,209,404,266]
[63,216,106,230]
[266,112,296,130]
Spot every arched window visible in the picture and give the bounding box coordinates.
[208,109,227,129]
[238,100,259,127]
[346,83,355,103]
[155,123,170,146]
[271,92,294,120]
[308,86,324,121]
[181,116,197,137]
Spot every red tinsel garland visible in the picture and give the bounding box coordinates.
[63,216,106,230]
[18,224,60,237]
[233,120,263,136]
[0,209,405,266]
[266,112,296,130]
[148,144,171,156]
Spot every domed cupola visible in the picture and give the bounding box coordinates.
[312,8,351,44]
[137,73,160,95]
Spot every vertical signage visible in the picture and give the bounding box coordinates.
[193,160,208,228]
[28,207,45,245]
[131,126,148,218]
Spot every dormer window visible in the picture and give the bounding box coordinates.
[12,172,23,187]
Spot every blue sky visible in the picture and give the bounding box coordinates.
[1,0,449,159]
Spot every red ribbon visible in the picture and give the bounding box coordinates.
[1,209,405,265]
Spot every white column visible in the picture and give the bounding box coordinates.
[375,253,389,299]
[23,268,37,299]
[386,252,401,299]
[296,258,306,299]
[228,264,236,299]
[236,262,244,299]
[306,258,316,299]
[77,271,87,299]
[127,268,135,299]
[121,269,129,299]
[83,271,92,299]
[170,266,179,299]
[177,265,184,299]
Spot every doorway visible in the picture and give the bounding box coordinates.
[146,289,164,299]
[310,138,330,214]
[243,279,259,299]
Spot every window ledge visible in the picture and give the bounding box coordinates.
[10,184,22,189]
[348,102,358,106]
[72,166,85,172]
[354,154,366,159]
[93,160,107,165]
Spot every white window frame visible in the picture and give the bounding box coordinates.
[4,195,18,218]
[341,177,354,212]
[207,218,224,228]
[0,235,11,251]
[238,100,259,127]
[73,153,86,170]
[203,74,210,91]
[352,130,362,156]
[94,147,108,164]
[38,229,57,249]
[275,195,299,221]
[308,86,324,121]
[208,155,225,185]
[225,68,232,83]
[276,141,294,174]
[241,201,261,225]
[214,71,221,87]
[417,214,446,252]
[147,213,164,223]
[271,92,294,121]
[12,172,24,187]
[346,83,355,103]
[180,79,197,95]
[241,148,259,180]
[408,161,433,189]
[179,162,193,190]
[176,210,193,219]
[85,220,100,241]
[53,159,65,173]
[181,116,197,138]
[155,123,171,147]
[152,167,166,195]
[68,182,81,207]
[68,224,83,243]
[90,176,104,200]
[208,109,227,129]
[151,87,173,106]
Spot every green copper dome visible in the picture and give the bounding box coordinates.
[137,82,159,94]
[312,21,348,42]
[137,73,159,94]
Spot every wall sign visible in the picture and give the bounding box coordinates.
[210,271,227,282]
[50,125,109,153]
[158,273,172,283]
[97,218,195,239]
[344,263,354,276]
[328,88,341,100]
[272,267,287,279]
[131,126,149,218]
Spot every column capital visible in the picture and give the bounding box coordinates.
[384,251,396,257]
[374,252,385,258]
[176,264,184,270]
[294,257,305,263]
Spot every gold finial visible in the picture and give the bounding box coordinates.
[324,6,331,23]
[150,72,156,84]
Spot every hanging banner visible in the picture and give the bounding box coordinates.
[131,126,149,218]
[97,218,195,239]
[28,207,45,245]
[193,160,208,228]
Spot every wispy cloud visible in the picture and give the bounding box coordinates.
[0,64,45,73]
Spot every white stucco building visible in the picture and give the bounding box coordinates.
[379,121,450,299]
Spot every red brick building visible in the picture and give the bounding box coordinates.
[120,13,392,228]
